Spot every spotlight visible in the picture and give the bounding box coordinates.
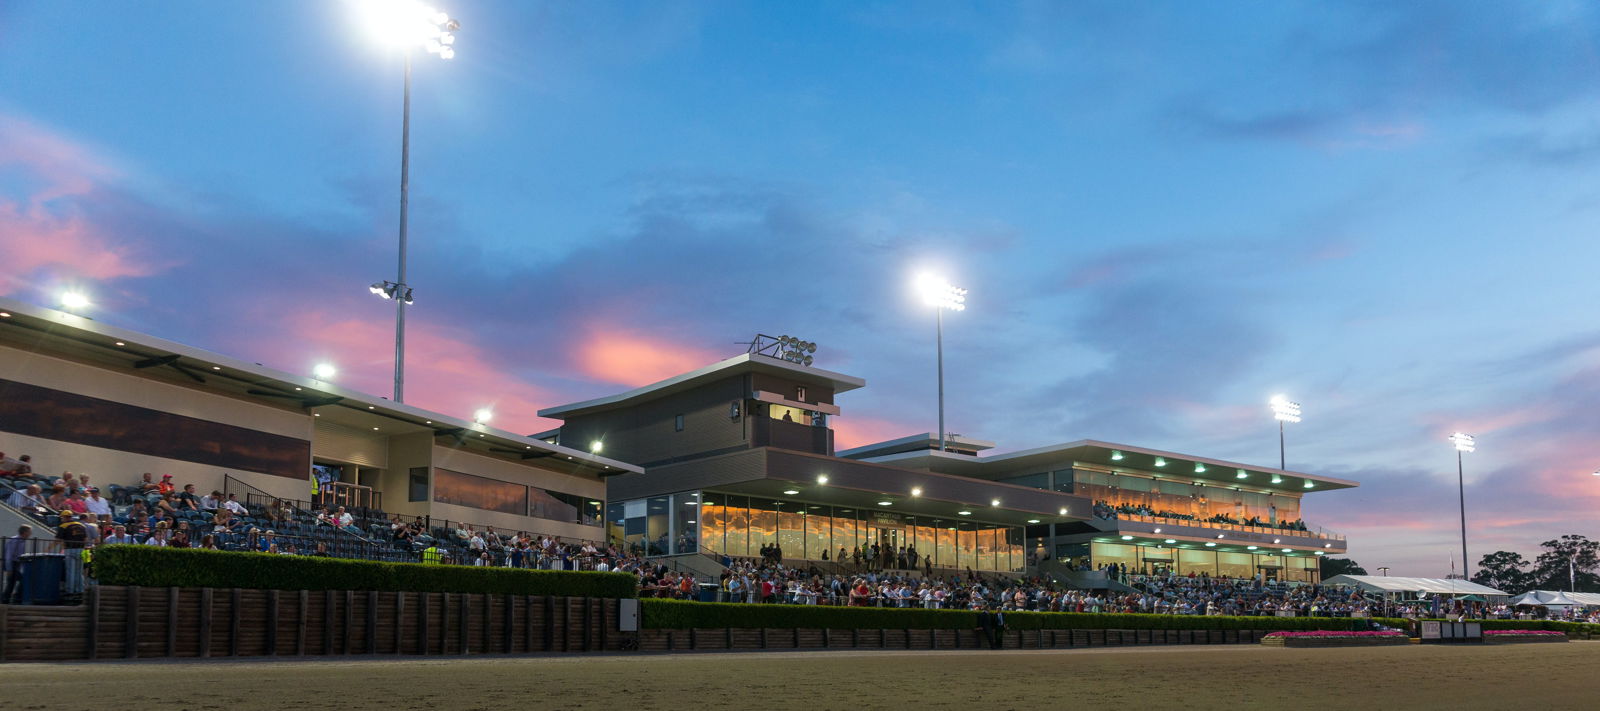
[312,363,337,380]
[59,291,90,310]
[911,487,923,497]
[817,474,829,484]
[473,408,492,424]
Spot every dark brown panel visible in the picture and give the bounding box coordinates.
[0,378,309,479]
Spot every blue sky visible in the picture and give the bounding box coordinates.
[3,0,1600,574]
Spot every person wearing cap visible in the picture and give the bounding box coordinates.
[156,474,175,496]
[57,511,88,595]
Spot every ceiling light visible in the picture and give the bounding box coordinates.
[1058,507,1069,515]
[1120,535,1134,540]
[1282,548,1292,552]
[1026,519,1040,524]
[1154,528,1162,533]
[1247,545,1258,550]
[817,474,829,484]
[910,487,922,497]
[1216,534,1225,539]
[1194,463,1206,473]
[1236,469,1247,479]
[1111,450,1123,461]
[1271,475,1283,484]
[1315,551,1325,556]
[1303,481,1314,489]
[0,312,11,318]
[1154,457,1166,467]
[783,489,800,496]
[990,499,1000,506]
[877,501,892,507]
[211,366,221,370]
[957,510,971,516]
[372,427,380,431]
[1205,542,1216,547]
[1164,539,1176,544]
[114,341,126,347]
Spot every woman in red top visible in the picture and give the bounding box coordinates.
[850,580,871,607]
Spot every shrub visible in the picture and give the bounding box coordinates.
[640,599,1411,632]
[92,545,638,598]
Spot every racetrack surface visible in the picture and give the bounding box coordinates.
[3,642,1593,710]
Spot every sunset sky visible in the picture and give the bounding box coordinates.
[4,1,1600,575]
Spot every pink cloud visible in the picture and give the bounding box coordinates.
[572,328,724,387]
[832,416,917,451]
[0,113,168,295]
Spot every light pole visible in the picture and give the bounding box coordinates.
[1450,432,1475,580]
[914,273,966,453]
[355,1,458,403]
[1377,566,1390,577]
[1269,394,1301,470]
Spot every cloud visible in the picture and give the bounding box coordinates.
[572,328,725,387]
[0,114,170,295]
[832,416,921,452]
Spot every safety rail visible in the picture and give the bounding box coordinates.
[1103,513,1345,541]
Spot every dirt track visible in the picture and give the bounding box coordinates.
[3,642,1594,710]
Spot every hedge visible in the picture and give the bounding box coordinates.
[640,599,1410,631]
[92,545,638,598]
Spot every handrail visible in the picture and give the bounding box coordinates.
[1101,512,1345,541]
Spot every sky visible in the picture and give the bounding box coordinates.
[3,0,1600,576]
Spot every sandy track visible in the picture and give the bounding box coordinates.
[3,642,1594,710]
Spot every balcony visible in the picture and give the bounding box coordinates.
[1104,513,1344,542]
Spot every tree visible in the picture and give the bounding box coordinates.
[1473,550,1534,595]
[1531,535,1600,593]
[1320,557,1366,579]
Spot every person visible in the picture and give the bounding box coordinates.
[155,474,175,496]
[103,525,136,545]
[421,543,443,564]
[223,493,247,516]
[2,525,32,604]
[267,499,292,523]
[176,484,202,511]
[57,511,88,596]
[7,484,44,510]
[312,542,330,557]
[200,490,222,511]
[143,528,169,546]
[83,487,112,522]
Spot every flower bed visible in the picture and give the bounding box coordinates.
[1483,630,1568,644]
[1261,630,1410,648]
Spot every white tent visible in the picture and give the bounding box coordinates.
[1511,590,1600,607]
[1323,575,1507,598]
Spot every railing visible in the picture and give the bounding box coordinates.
[314,481,382,512]
[1104,513,1345,541]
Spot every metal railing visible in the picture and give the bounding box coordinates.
[1102,512,1345,541]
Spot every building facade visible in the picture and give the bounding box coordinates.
[0,298,634,542]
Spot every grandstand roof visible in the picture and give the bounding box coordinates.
[1323,575,1507,596]
[1510,590,1600,607]
[537,352,865,419]
[0,296,641,477]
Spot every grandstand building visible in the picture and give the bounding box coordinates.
[539,344,1355,582]
[0,297,634,547]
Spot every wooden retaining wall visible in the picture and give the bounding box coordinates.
[0,586,624,662]
[635,626,1274,652]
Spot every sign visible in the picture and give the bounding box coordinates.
[1421,621,1441,639]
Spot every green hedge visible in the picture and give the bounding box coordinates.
[641,599,1410,631]
[93,545,638,598]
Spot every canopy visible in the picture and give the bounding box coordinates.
[1510,590,1597,607]
[1323,575,1507,597]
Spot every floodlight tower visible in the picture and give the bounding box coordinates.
[914,273,967,454]
[1450,432,1475,580]
[1269,395,1301,470]
[353,0,459,403]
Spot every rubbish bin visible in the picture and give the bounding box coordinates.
[19,553,66,605]
[698,583,720,603]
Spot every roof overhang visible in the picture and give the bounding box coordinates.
[836,432,996,459]
[861,439,1357,495]
[538,353,865,420]
[0,297,641,477]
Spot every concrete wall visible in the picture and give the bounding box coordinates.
[557,375,748,467]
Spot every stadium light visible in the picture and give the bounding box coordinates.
[910,487,923,497]
[590,440,603,454]
[1450,432,1475,581]
[312,363,337,380]
[1270,394,1301,470]
[59,291,90,311]
[914,272,967,454]
[473,408,492,424]
[352,1,459,404]
[816,474,829,484]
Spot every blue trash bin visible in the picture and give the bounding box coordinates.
[19,553,66,605]
[697,583,719,603]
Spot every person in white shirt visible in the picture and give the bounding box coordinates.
[143,529,169,546]
[200,490,221,511]
[6,485,43,510]
[223,493,247,515]
[84,488,113,521]
[334,506,354,528]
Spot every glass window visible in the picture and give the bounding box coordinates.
[529,487,580,523]
[958,523,977,569]
[646,496,670,556]
[606,502,625,549]
[997,472,1048,490]
[1179,548,1216,577]
[672,492,699,554]
[433,468,527,515]
[1218,552,1252,579]
[1051,469,1074,493]
[1091,541,1137,571]
[913,520,935,567]
[777,506,804,561]
[805,507,829,560]
[725,495,750,558]
[936,524,955,568]
[751,499,777,554]
[700,493,725,556]
[831,508,857,561]
[1005,527,1025,572]
[408,467,428,502]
